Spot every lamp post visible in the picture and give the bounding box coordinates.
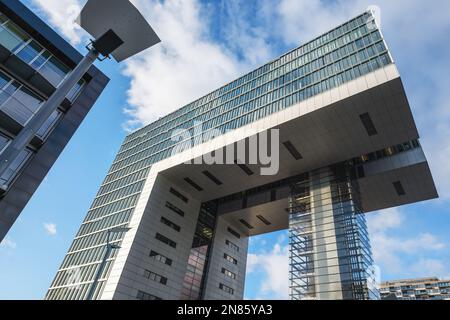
[86,226,131,300]
[0,0,160,189]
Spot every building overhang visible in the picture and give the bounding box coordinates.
[148,64,437,236]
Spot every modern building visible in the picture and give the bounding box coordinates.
[381,278,450,300]
[0,0,108,242]
[47,10,437,300]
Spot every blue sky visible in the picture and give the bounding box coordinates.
[1,0,450,300]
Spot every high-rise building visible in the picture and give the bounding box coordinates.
[0,0,109,242]
[380,278,450,300]
[47,10,437,300]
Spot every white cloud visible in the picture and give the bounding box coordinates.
[43,223,57,236]
[367,209,446,276]
[0,237,17,249]
[121,0,266,131]
[30,0,86,45]
[247,241,289,300]
[410,259,447,278]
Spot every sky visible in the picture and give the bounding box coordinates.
[0,0,450,300]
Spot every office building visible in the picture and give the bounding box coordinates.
[0,0,109,241]
[47,10,437,300]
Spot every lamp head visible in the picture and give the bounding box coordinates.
[76,0,161,62]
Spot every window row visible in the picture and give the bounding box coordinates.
[0,132,32,188]
[225,240,239,252]
[61,242,119,269]
[219,283,234,295]
[155,233,177,249]
[90,180,145,209]
[227,227,241,239]
[85,194,139,222]
[150,250,173,266]
[77,208,132,239]
[224,253,238,265]
[69,226,126,253]
[0,70,61,137]
[161,216,181,232]
[104,157,152,184]
[0,13,85,96]
[165,201,185,217]
[51,260,112,288]
[98,167,149,196]
[169,187,189,203]
[136,290,162,300]
[221,268,236,280]
[143,269,167,285]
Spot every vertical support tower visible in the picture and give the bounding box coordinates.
[289,163,379,300]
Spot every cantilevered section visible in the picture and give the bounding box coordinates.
[159,68,437,238]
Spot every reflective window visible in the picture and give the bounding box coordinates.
[36,110,61,139]
[0,133,9,153]
[16,40,43,64]
[136,290,162,300]
[39,56,70,88]
[0,148,31,187]
[0,20,29,52]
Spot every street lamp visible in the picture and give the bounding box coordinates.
[0,0,160,189]
[86,226,132,300]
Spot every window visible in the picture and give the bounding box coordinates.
[224,253,237,265]
[0,133,9,153]
[225,240,239,252]
[0,148,32,187]
[222,268,236,280]
[16,40,43,64]
[165,201,185,217]
[7,85,43,124]
[393,181,406,196]
[155,233,177,248]
[219,283,234,295]
[239,219,254,230]
[136,290,162,300]
[39,56,70,87]
[144,269,167,285]
[169,187,188,203]
[227,227,241,239]
[160,216,181,232]
[36,110,61,139]
[150,250,172,266]
[0,20,29,52]
[184,177,203,191]
[257,215,272,226]
[202,170,223,186]
[359,113,378,136]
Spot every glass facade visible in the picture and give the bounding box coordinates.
[0,13,85,93]
[181,202,218,300]
[48,11,393,299]
[0,10,87,190]
[289,164,379,300]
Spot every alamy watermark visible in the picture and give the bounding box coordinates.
[171,121,280,176]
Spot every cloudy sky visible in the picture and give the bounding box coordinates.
[0,0,449,300]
